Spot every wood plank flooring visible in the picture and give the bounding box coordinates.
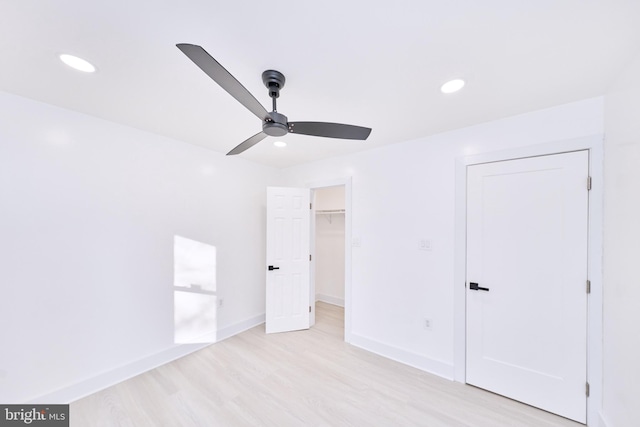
[71,303,583,426]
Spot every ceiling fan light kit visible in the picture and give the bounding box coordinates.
[176,43,372,155]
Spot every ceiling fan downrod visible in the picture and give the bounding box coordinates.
[261,69,288,136]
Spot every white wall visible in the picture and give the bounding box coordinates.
[0,92,280,403]
[0,88,615,412]
[315,186,345,306]
[602,52,640,427]
[283,97,604,377]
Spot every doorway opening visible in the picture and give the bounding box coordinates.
[310,184,350,340]
[313,185,346,306]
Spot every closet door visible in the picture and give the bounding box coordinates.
[266,187,311,334]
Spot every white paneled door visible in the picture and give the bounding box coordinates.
[266,187,311,334]
[466,151,589,423]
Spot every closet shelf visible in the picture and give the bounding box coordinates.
[316,209,345,215]
[316,209,344,224]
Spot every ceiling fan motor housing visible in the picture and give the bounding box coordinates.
[263,111,289,136]
[262,69,286,98]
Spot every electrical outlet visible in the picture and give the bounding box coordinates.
[423,318,433,331]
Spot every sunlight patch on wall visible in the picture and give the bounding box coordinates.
[173,236,217,343]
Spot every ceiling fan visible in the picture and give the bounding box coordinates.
[176,43,372,155]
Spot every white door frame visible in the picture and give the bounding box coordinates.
[453,135,603,425]
[307,177,353,343]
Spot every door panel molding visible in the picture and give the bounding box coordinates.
[266,187,311,334]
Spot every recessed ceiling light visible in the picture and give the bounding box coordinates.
[274,141,287,148]
[59,54,96,73]
[441,79,465,94]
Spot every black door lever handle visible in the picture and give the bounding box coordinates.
[469,282,489,291]
[268,265,280,271]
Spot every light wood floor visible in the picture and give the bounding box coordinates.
[71,303,583,426]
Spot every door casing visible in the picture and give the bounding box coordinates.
[307,177,353,343]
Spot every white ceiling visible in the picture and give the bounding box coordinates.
[2,1,640,168]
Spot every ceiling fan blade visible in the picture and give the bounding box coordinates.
[288,122,372,140]
[176,43,268,121]
[227,132,268,155]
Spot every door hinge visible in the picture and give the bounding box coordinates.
[309,254,312,261]
[586,382,590,397]
[587,280,591,294]
[587,176,592,191]
[310,202,312,209]
[309,306,312,313]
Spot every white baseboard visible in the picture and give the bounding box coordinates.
[216,313,265,342]
[350,333,454,380]
[28,343,212,404]
[29,314,265,404]
[316,293,345,307]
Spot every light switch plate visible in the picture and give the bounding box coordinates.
[419,239,432,251]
